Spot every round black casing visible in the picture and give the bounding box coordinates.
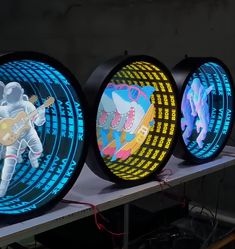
[0,51,88,219]
[172,57,234,163]
[85,55,179,186]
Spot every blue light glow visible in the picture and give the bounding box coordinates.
[181,62,232,159]
[0,60,84,215]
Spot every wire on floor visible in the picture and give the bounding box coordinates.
[61,199,124,237]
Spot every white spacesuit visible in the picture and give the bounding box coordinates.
[0,82,45,197]
[0,81,5,160]
[0,81,5,104]
[0,82,33,162]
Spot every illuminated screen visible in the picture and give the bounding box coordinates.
[96,60,178,181]
[0,58,85,215]
[181,62,233,159]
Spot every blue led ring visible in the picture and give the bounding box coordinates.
[173,57,234,163]
[0,52,87,217]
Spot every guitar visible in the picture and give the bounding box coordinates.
[29,95,38,104]
[0,97,55,146]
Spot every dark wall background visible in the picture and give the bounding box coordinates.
[0,0,235,215]
[0,0,234,83]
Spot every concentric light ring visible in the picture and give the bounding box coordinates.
[85,55,179,185]
[173,57,234,163]
[0,52,87,217]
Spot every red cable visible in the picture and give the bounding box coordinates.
[156,169,188,208]
[156,168,173,188]
[62,169,173,237]
[61,199,124,237]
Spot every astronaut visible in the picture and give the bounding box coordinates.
[0,82,31,162]
[0,81,4,104]
[0,82,45,197]
[0,81,5,159]
[188,78,213,148]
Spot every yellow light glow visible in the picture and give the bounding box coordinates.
[97,61,177,181]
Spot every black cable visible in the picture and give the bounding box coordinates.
[193,168,226,248]
[200,221,218,249]
[189,203,215,242]
[190,203,215,220]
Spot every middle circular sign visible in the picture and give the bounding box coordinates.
[85,55,179,185]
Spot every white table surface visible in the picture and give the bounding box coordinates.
[0,147,235,247]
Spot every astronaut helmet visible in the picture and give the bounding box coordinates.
[0,81,5,101]
[3,82,24,104]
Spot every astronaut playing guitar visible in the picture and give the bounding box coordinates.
[0,96,54,146]
[0,81,55,197]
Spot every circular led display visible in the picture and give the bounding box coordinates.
[85,55,179,185]
[173,57,234,163]
[0,52,87,216]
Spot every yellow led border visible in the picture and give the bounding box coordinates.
[96,61,177,181]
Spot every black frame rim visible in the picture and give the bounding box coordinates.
[172,57,235,163]
[0,51,88,219]
[85,54,180,186]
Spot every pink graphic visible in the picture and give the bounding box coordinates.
[97,83,155,161]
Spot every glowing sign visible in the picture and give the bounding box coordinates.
[0,52,86,216]
[86,56,179,184]
[174,59,234,162]
[97,83,156,161]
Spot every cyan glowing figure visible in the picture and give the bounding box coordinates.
[181,85,195,146]
[182,78,213,148]
[97,83,155,161]
[0,82,45,197]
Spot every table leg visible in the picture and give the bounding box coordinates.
[123,203,130,249]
